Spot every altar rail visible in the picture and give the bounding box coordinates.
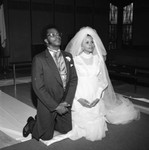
[9,61,31,86]
[107,48,149,92]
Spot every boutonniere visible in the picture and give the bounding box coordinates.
[65,56,71,62]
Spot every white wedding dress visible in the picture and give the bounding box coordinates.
[41,52,139,145]
[69,53,108,141]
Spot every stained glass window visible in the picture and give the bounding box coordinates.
[109,3,118,24]
[109,3,118,50]
[109,2,133,50]
[122,3,133,45]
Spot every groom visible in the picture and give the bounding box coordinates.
[23,24,78,141]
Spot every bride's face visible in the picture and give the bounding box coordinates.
[81,35,95,54]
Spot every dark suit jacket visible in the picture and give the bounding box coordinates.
[31,49,78,138]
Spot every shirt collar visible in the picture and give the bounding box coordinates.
[47,47,60,53]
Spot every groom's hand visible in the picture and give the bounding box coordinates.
[59,102,70,108]
[55,105,68,115]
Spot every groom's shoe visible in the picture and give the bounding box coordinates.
[23,116,34,137]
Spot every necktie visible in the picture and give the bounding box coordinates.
[54,51,67,89]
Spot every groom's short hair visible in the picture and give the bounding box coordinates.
[41,24,60,42]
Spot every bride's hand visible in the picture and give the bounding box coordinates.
[90,98,100,107]
[77,98,91,108]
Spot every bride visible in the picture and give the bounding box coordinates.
[41,26,140,145]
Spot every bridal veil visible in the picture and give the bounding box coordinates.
[65,26,140,121]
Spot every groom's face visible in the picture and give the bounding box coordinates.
[45,28,61,47]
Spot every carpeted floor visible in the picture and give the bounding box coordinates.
[1,112,149,150]
[0,131,20,149]
[0,90,36,149]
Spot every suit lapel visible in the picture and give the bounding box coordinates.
[45,49,63,86]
